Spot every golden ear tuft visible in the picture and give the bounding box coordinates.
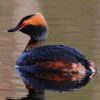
[23,13,48,28]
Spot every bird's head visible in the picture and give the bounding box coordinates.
[8,13,48,41]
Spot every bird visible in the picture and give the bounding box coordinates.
[7,13,96,99]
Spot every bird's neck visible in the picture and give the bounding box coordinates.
[24,39,45,52]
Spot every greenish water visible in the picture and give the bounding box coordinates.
[0,0,100,100]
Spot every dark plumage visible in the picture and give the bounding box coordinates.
[16,45,90,71]
[8,13,96,92]
[8,13,48,41]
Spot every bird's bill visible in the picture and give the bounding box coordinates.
[7,26,19,32]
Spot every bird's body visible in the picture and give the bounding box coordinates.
[16,44,90,73]
[8,13,96,99]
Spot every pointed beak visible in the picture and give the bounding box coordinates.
[7,26,19,32]
[7,14,34,32]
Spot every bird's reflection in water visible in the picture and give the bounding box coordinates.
[7,89,44,100]
[6,69,95,100]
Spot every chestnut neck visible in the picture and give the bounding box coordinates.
[24,39,45,52]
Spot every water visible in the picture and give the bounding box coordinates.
[0,0,99,100]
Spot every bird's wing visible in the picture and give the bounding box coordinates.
[16,45,89,69]
[59,45,90,67]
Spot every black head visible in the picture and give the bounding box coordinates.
[8,13,48,41]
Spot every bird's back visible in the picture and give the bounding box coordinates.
[16,45,90,73]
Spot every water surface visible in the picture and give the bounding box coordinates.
[0,0,99,100]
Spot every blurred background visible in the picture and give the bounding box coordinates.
[0,0,100,100]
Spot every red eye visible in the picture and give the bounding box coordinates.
[19,22,28,29]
